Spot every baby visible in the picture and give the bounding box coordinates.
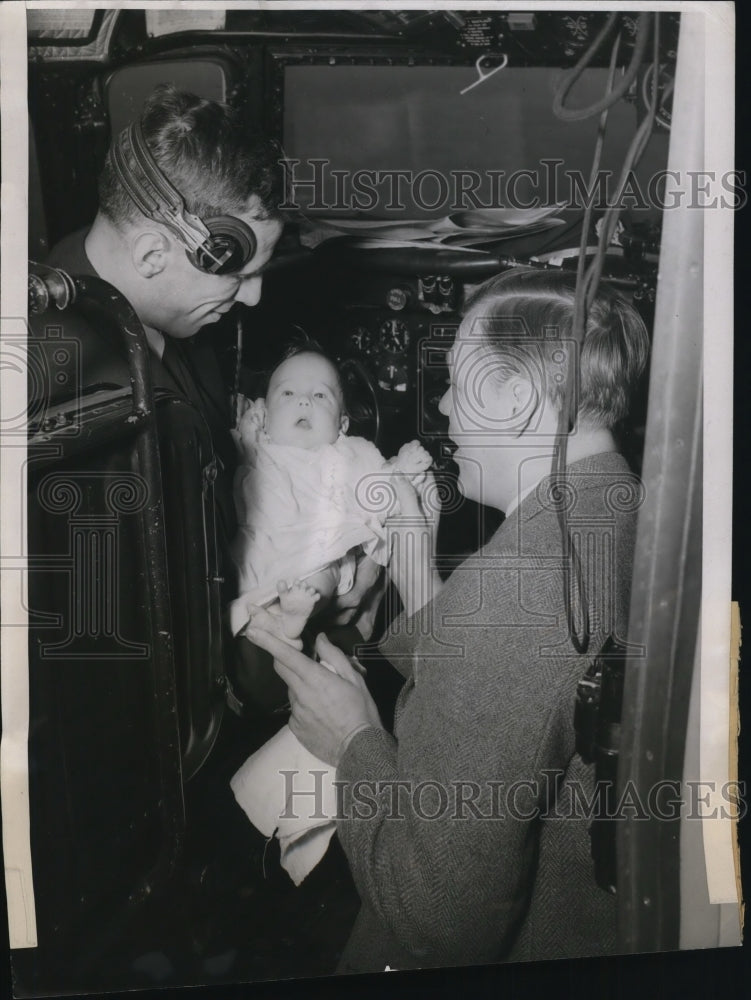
[229,345,432,643]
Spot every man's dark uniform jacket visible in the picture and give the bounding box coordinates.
[45,227,239,601]
[43,227,294,719]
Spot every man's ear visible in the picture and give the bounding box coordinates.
[131,231,170,278]
[340,414,350,435]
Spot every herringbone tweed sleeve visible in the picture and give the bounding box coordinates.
[335,453,637,972]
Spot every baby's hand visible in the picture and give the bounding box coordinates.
[393,440,432,476]
[235,396,267,456]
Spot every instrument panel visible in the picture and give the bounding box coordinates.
[334,274,460,414]
[326,247,657,467]
[326,271,462,466]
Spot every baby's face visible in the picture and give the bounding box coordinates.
[265,352,348,449]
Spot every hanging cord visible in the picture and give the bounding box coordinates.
[552,28,623,655]
[553,14,661,654]
[232,314,244,429]
[582,14,661,308]
[552,13,651,122]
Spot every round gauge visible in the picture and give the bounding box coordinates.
[350,326,373,355]
[377,361,409,394]
[378,319,410,354]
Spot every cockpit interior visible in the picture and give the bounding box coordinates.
[4,6,737,995]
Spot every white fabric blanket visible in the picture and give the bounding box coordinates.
[230,725,339,885]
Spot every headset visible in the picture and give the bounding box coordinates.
[111,120,257,276]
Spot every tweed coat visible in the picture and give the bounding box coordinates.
[335,452,639,973]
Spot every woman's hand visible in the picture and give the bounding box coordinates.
[388,471,443,617]
[244,627,384,766]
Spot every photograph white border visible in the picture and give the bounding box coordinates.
[0,0,740,987]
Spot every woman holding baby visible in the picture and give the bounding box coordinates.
[245,268,649,973]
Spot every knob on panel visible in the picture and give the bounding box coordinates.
[386,286,410,311]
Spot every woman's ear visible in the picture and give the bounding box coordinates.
[340,414,350,435]
[509,376,537,417]
[501,376,542,439]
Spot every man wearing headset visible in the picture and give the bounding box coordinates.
[46,82,383,698]
[45,85,288,703]
[47,83,284,434]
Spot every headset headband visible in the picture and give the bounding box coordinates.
[111,120,255,274]
[112,121,213,252]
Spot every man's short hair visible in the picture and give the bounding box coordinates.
[464,268,650,428]
[99,84,285,229]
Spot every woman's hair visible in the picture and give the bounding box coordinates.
[99,84,286,229]
[463,268,650,428]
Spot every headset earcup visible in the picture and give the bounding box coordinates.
[188,217,257,274]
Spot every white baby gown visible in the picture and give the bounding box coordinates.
[228,396,394,634]
[228,396,395,883]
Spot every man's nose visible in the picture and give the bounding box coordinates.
[234,276,263,308]
[297,395,311,407]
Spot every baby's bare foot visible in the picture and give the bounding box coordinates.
[243,604,289,643]
[277,580,320,639]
